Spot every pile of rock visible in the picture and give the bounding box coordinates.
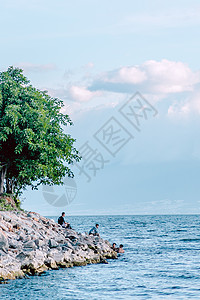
[0,211,117,282]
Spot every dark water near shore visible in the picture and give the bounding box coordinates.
[1,215,200,299]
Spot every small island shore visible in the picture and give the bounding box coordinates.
[0,210,117,283]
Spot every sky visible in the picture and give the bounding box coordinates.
[0,0,200,215]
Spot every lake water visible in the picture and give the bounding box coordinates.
[1,215,200,299]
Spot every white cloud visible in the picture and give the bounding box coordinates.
[143,60,199,93]
[69,85,101,102]
[90,59,200,95]
[39,59,200,118]
[17,62,57,73]
[57,89,124,121]
[46,85,101,103]
[190,93,200,114]
[168,88,200,117]
[168,102,190,117]
[104,66,146,84]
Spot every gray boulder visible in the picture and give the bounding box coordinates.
[48,239,58,248]
[0,230,9,250]
[23,241,37,249]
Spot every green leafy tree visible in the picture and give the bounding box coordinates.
[0,66,81,199]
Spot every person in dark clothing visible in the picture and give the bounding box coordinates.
[112,243,118,252]
[58,212,71,229]
[58,212,65,226]
[89,223,99,236]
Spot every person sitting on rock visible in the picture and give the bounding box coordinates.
[58,212,71,229]
[117,244,125,253]
[89,223,99,236]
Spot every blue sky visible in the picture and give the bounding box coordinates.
[1,0,200,215]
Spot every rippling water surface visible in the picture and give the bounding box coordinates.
[1,215,200,299]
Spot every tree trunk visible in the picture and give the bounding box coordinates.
[0,164,7,194]
[6,178,13,194]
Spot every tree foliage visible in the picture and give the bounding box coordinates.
[0,66,81,197]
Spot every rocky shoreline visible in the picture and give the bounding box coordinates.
[0,211,117,283]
